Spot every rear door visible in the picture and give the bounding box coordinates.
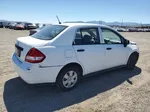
[73,27,106,75]
[100,27,128,69]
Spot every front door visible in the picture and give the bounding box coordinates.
[101,28,128,69]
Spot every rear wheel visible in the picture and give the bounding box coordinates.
[126,53,139,70]
[56,66,81,91]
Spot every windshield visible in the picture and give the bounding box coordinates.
[31,25,68,40]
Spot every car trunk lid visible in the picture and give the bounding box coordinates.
[15,36,49,62]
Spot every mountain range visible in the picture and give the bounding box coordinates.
[0,19,150,26]
[65,21,150,26]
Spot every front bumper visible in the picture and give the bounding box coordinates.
[12,53,62,84]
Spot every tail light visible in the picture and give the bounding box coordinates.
[25,48,46,63]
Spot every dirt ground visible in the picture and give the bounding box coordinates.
[0,28,150,112]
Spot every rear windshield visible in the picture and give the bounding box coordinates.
[31,25,68,40]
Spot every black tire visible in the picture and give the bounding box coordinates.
[56,66,81,91]
[126,53,139,70]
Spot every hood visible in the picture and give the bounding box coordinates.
[130,41,136,45]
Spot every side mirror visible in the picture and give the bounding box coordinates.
[123,39,129,47]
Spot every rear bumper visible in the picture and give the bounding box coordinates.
[12,53,62,84]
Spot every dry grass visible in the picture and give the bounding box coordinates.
[0,29,150,112]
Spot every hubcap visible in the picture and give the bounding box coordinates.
[62,70,78,88]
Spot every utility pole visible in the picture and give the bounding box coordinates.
[121,19,123,28]
[141,22,143,28]
[99,20,102,25]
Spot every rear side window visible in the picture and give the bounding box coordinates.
[74,28,100,45]
[32,25,68,40]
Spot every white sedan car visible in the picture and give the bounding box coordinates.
[12,23,139,90]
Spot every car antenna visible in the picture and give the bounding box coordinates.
[56,15,61,24]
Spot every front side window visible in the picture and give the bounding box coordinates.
[32,25,68,40]
[74,28,100,45]
[101,28,122,44]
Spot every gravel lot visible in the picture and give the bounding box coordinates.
[0,28,150,112]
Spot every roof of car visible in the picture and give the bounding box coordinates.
[60,23,110,28]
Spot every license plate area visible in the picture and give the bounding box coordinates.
[15,47,21,57]
[15,44,23,57]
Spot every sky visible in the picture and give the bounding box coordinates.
[0,0,150,24]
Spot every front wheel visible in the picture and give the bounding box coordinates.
[126,53,139,70]
[56,66,81,91]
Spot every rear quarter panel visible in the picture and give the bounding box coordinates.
[36,45,80,67]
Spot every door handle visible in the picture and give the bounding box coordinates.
[106,47,112,50]
[77,49,85,52]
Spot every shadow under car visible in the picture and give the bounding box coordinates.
[3,66,141,112]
